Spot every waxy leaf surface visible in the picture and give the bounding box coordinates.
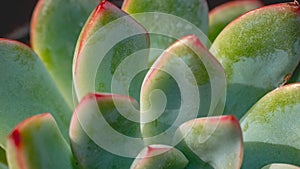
[70,93,143,168]
[175,115,243,169]
[208,0,263,42]
[130,144,188,169]
[140,35,226,145]
[0,39,71,148]
[241,83,300,168]
[242,142,300,169]
[73,1,149,102]
[241,83,300,149]
[122,0,209,64]
[31,0,99,106]
[210,2,300,118]
[6,113,73,169]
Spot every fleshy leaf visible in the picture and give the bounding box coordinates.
[6,113,74,169]
[122,0,209,64]
[241,83,300,168]
[208,0,263,42]
[70,93,144,168]
[140,35,226,145]
[31,0,99,106]
[130,144,188,169]
[175,115,243,169]
[242,142,300,169]
[210,2,300,118]
[262,164,300,169]
[73,1,149,102]
[0,39,71,148]
[241,83,300,149]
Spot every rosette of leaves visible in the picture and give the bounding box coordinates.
[0,0,299,169]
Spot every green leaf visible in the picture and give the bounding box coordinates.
[0,39,71,149]
[130,144,188,169]
[0,147,7,169]
[262,163,300,169]
[210,2,300,118]
[241,84,300,169]
[6,113,74,169]
[122,0,209,65]
[0,147,7,166]
[241,83,300,150]
[175,115,243,169]
[73,1,150,102]
[0,164,8,169]
[289,64,300,83]
[31,0,99,107]
[140,35,226,145]
[70,93,143,168]
[242,142,300,169]
[208,0,263,42]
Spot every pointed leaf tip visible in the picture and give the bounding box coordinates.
[176,115,243,169]
[130,145,188,169]
[6,113,73,169]
[73,1,149,102]
[141,35,226,145]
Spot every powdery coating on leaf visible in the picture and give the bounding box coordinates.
[177,115,243,169]
[241,83,300,150]
[211,2,300,82]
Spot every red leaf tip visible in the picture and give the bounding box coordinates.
[10,130,21,148]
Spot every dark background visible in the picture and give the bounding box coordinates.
[0,0,291,43]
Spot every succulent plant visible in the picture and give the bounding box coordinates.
[0,0,299,169]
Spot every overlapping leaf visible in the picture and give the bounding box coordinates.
[0,39,71,148]
[130,145,188,169]
[122,0,209,64]
[70,93,142,168]
[6,113,73,169]
[73,1,149,102]
[241,83,300,168]
[208,0,263,41]
[140,35,226,145]
[31,0,99,106]
[175,115,243,169]
[210,2,300,118]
